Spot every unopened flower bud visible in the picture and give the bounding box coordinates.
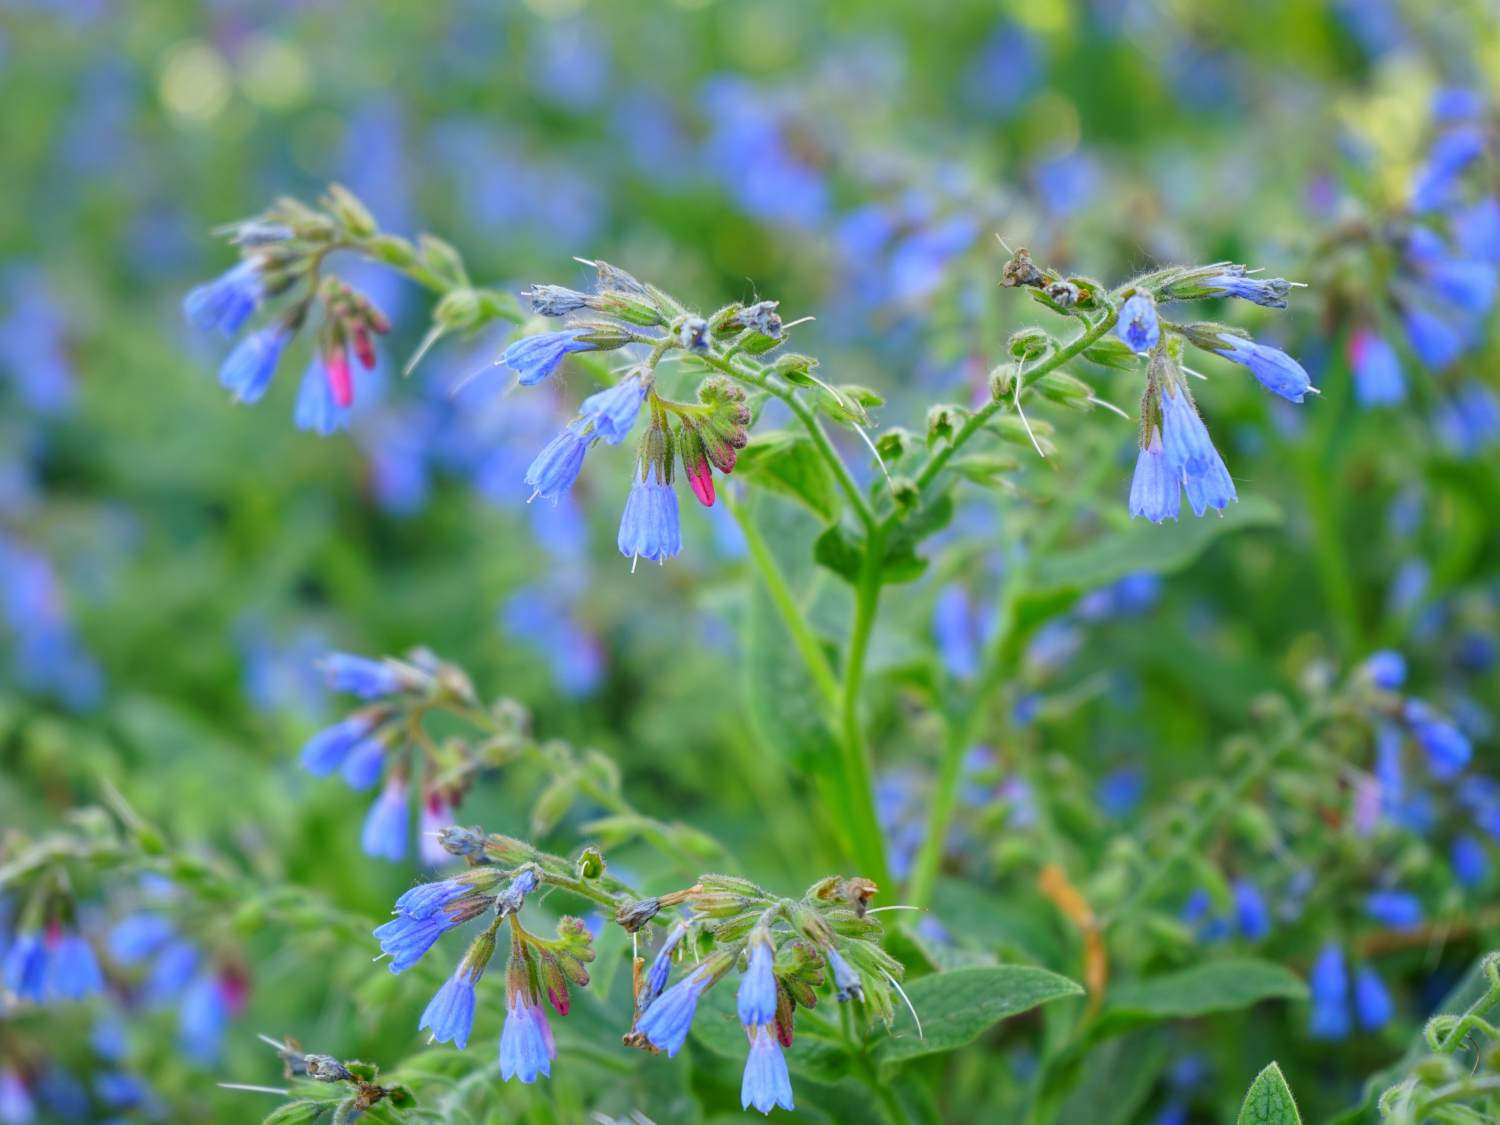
[304,1055,353,1083]
[615,898,663,933]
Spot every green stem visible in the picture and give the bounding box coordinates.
[722,489,841,714]
[840,542,891,887]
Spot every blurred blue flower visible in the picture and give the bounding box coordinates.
[1308,943,1351,1039]
[1364,889,1422,929]
[362,779,409,861]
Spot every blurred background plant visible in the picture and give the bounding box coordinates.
[1,0,1499,1121]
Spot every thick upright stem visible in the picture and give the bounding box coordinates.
[840,540,891,887]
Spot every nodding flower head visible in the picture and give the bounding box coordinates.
[525,423,592,504]
[2,930,46,1002]
[1197,269,1293,308]
[579,374,649,445]
[184,261,264,336]
[639,923,688,1011]
[46,930,104,1001]
[499,996,555,1083]
[322,653,403,699]
[1362,650,1406,691]
[1411,126,1486,212]
[1401,304,1464,370]
[618,463,682,570]
[1116,293,1160,354]
[1231,880,1270,941]
[502,329,614,386]
[393,872,499,921]
[294,356,352,436]
[825,947,862,1002]
[1402,698,1472,778]
[420,968,479,1050]
[1308,943,1350,1040]
[298,714,379,777]
[1212,334,1313,403]
[1353,965,1393,1031]
[1128,426,1180,524]
[1158,385,1236,517]
[374,894,490,973]
[361,777,409,861]
[1348,330,1405,408]
[741,1024,795,1115]
[218,323,293,404]
[634,964,714,1057]
[1364,889,1423,929]
[737,936,778,1029]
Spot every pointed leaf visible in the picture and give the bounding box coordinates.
[1238,1062,1302,1125]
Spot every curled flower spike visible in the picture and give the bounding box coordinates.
[1128,426,1180,524]
[1211,334,1314,402]
[741,1025,795,1115]
[499,997,555,1083]
[1116,293,1160,354]
[618,471,682,569]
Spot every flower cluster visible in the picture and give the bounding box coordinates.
[296,649,508,864]
[507,260,763,568]
[183,187,393,434]
[376,827,898,1116]
[2,914,103,1007]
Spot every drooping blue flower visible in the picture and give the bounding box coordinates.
[323,653,400,698]
[0,1068,33,1125]
[1353,965,1394,1031]
[1365,889,1422,929]
[826,947,862,1001]
[108,914,174,965]
[1411,126,1486,212]
[1452,834,1488,888]
[499,998,555,1083]
[1401,305,1463,369]
[178,971,229,1065]
[1232,880,1271,941]
[36,1066,89,1119]
[741,1024,795,1115]
[1116,293,1159,354]
[634,965,713,1056]
[46,931,103,1000]
[1128,427,1181,523]
[579,375,648,444]
[617,473,682,567]
[1364,650,1406,691]
[217,323,292,404]
[1454,197,1500,263]
[362,779,409,861]
[1403,699,1472,778]
[183,261,263,336]
[294,358,351,436]
[340,736,386,790]
[394,877,473,921]
[1198,271,1293,308]
[501,330,597,386]
[524,423,591,503]
[639,923,688,1010]
[737,940,778,1028]
[1213,335,1312,402]
[3,930,47,1002]
[1158,387,1236,517]
[1308,943,1350,1040]
[299,715,377,777]
[373,912,453,973]
[419,970,478,1050]
[1434,381,1500,456]
[1348,331,1405,407]
[143,939,200,1004]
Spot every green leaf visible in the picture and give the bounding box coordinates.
[736,431,841,522]
[1237,1063,1302,1125]
[1093,958,1307,1039]
[1034,496,1281,598]
[814,491,955,586]
[873,965,1083,1069]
